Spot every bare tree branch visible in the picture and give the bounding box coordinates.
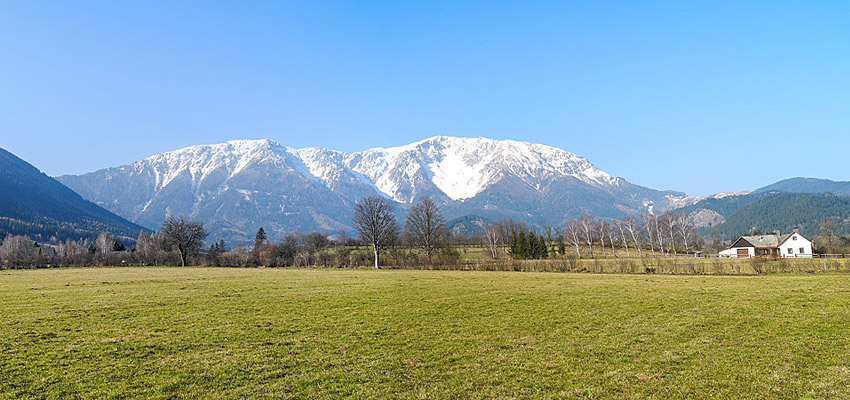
[161,216,207,267]
[354,196,399,269]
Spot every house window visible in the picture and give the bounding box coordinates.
[800,248,805,254]
[787,248,793,254]
[792,236,797,241]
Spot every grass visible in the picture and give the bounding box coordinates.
[400,253,850,275]
[361,245,850,274]
[2,268,850,399]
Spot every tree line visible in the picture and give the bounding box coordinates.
[1,196,707,269]
[481,211,701,260]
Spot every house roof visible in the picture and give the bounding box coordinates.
[731,231,809,249]
[730,237,754,248]
[735,234,781,248]
[778,232,809,246]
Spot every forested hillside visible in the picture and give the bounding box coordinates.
[708,193,850,238]
[680,191,774,220]
[0,147,146,243]
[755,177,850,196]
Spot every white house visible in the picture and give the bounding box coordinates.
[719,231,813,258]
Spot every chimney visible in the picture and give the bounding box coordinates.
[774,230,781,237]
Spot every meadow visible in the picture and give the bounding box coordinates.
[2,267,850,399]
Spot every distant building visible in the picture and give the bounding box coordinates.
[719,231,813,258]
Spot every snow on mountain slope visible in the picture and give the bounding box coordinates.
[712,190,754,199]
[343,136,621,202]
[122,139,297,214]
[277,136,624,202]
[57,139,357,237]
[58,136,693,242]
[287,147,350,187]
[664,193,703,209]
[126,139,287,191]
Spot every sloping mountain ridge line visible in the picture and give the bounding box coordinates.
[56,136,698,243]
[0,146,147,242]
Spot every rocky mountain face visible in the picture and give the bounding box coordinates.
[0,147,146,243]
[58,136,696,243]
[57,140,359,243]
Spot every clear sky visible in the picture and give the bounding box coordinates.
[1,1,848,196]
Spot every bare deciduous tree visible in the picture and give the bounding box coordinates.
[161,216,208,267]
[623,217,643,257]
[496,219,527,248]
[655,216,666,255]
[336,229,352,246]
[596,220,609,257]
[662,211,677,256]
[0,235,38,268]
[819,218,837,247]
[579,215,596,258]
[303,232,330,254]
[640,213,657,256]
[405,197,448,264]
[597,220,617,258]
[564,220,583,258]
[542,224,559,256]
[675,213,693,252]
[96,232,117,254]
[483,225,500,259]
[614,219,631,258]
[135,231,158,266]
[58,238,85,259]
[354,196,399,269]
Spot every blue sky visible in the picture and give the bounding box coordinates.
[1,1,848,195]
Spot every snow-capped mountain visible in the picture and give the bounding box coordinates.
[57,136,693,243]
[343,136,621,203]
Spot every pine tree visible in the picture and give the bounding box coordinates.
[537,235,548,259]
[525,233,536,259]
[516,231,527,259]
[254,228,267,250]
[508,232,518,258]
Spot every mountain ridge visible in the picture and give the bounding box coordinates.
[0,147,147,243]
[57,136,695,243]
[681,177,850,239]
[754,177,850,197]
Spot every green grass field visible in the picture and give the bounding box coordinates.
[3,268,850,399]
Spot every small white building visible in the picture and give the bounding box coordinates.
[719,231,813,258]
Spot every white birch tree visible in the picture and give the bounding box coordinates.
[354,196,399,269]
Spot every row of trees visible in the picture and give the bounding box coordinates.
[563,212,700,258]
[0,196,455,269]
[353,196,452,268]
[481,211,701,260]
[1,195,705,269]
[507,231,550,259]
[353,196,705,266]
[0,231,136,268]
[0,216,206,268]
